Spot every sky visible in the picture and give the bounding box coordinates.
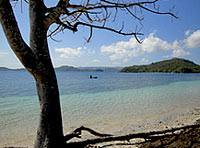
[0,0,200,69]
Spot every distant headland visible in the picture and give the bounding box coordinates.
[0,66,121,72]
[120,58,200,73]
[1,58,200,73]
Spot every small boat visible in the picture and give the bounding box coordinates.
[89,75,98,79]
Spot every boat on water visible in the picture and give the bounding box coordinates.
[89,75,98,79]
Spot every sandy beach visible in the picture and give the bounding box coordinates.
[1,102,200,147]
[59,103,200,147]
[86,106,200,148]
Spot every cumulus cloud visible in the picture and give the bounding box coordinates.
[88,49,96,55]
[55,47,84,58]
[171,49,191,57]
[101,29,200,62]
[184,30,200,48]
[141,33,171,53]
[92,59,100,63]
[100,32,172,61]
[185,30,191,36]
[100,37,142,61]
[140,58,149,63]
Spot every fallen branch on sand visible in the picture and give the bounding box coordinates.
[4,124,200,148]
[64,123,200,147]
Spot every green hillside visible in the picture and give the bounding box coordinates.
[55,65,80,71]
[55,65,121,72]
[120,58,200,73]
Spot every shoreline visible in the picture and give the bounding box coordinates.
[87,106,200,148]
[1,104,200,147]
[1,72,200,147]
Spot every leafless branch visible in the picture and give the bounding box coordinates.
[64,126,112,141]
[44,0,177,43]
[138,4,178,19]
[86,26,93,43]
[47,25,62,38]
[74,22,143,36]
[65,124,199,147]
[125,7,144,21]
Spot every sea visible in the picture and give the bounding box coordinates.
[1,71,200,147]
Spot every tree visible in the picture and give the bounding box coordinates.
[0,0,176,147]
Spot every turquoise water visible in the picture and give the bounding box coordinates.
[0,71,200,146]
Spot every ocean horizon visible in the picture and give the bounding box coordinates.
[1,71,200,147]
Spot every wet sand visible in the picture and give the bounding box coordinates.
[1,103,200,148]
[89,106,200,148]
[65,104,200,144]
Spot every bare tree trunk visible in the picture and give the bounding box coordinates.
[34,76,65,148]
[0,0,65,147]
[29,1,65,147]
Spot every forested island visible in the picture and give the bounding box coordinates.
[0,66,121,72]
[120,58,200,73]
[1,58,200,73]
[55,66,121,72]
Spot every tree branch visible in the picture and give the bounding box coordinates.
[46,0,177,43]
[66,124,200,147]
[44,6,68,28]
[100,0,159,6]
[67,0,177,19]
[56,18,78,32]
[73,22,144,43]
[138,4,178,19]
[64,126,112,141]
[125,7,144,21]
[74,22,144,36]
[0,0,44,77]
[44,0,70,28]
[67,0,159,11]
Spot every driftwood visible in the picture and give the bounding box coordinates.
[64,124,200,147]
[3,124,199,148]
[64,126,113,141]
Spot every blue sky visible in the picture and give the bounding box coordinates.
[0,0,200,68]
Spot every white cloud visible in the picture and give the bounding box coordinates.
[55,47,84,58]
[185,30,191,36]
[123,58,128,63]
[140,58,149,63]
[184,30,200,48]
[88,49,96,55]
[101,29,200,62]
[141,33,171,53]
[92,59,100,63]
[77,47,83,50]
[171,40,181,49]
[112,61,121,65]
[100,37,142,62]
[100,32,172,62]
[171,49,191,57]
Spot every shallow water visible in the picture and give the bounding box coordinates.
[0,71,200,146]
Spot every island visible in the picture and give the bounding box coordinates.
[0,66,121,72]
[120,58,200,73]
[55,66,121,72]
